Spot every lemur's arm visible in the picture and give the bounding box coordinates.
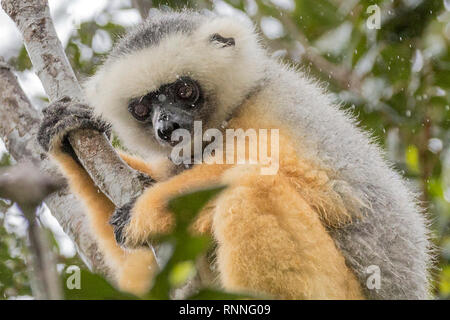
[37,98,157,295]
[113,160,364,299]
[52,151,156,294]
[113,161,231,247]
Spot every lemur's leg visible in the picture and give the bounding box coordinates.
[212,166,364,300]
[118,151,172,182]
[51,151,156,295]
[37,97,157,295]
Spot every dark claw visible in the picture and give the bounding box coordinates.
[110,198,136,247]
[37,96,111,158]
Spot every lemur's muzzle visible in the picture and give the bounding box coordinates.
[153,107,192,145]
[157,119,180,142]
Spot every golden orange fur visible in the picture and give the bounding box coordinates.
[50,107,364,299]
[51,151,157,295]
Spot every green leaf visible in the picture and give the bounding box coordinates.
[169,260,196,287]
[0,154,11,167]
[293,0,343,39]
[174,234,211,263]
[439,266,450,298]
[379,0,444,42]
[168,185,226,232]
[146,186,226,299]
[374,44,412,84]
[63,269,137,300]
[405,145,420,174]
[9,46,32,71]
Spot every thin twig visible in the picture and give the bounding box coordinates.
[277,13,362,94]
[131,0,152,20]
[0,163,63,299]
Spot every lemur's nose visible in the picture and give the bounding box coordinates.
[157,122,180,141]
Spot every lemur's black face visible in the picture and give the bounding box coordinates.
[127,77,204,146]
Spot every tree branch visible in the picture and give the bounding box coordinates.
[276,13,362,94]
[131,0,152,20]
[1,0,158,267]
[0,57,110,276]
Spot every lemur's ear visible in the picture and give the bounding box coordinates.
[209,33,235,48]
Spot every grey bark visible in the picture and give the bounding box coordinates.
[0,58,110,276]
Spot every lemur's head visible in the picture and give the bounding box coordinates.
[84,10,266,160]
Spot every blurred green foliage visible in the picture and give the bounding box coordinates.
[1,0,449,299]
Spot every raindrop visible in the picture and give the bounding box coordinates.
[92,30,112,54]
[428,138,443,153]
[158,94,166,102]
[436,87,446,96]
[412,50,423,72]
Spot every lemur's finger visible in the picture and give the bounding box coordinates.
[38,100,111,153]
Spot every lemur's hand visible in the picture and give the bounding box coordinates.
[109,185,176,248]
[109,198,135,247]
[109,196,174,248]
[37,96,111,156]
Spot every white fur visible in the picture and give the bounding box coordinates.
[85,15,265,160]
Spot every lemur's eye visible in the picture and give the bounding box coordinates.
[128,98,151,122]
[178,84,193,99]
[175,79,199,103]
